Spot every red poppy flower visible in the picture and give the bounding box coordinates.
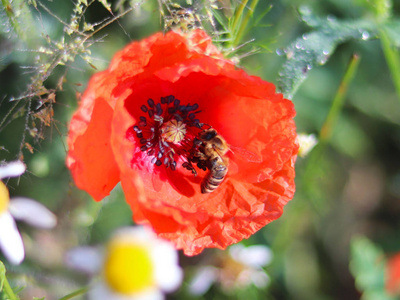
[386,253,400,295]
[67,29,298,256]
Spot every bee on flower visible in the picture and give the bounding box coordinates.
[0,160,57,265]
[65,226,183,300]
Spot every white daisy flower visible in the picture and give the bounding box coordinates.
[0,160,57,265]
[65,226,183,300]
[227,244,272,289]
[189,244,272,295]
[297,133,318,157]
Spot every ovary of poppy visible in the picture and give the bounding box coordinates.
[67,29,298,256]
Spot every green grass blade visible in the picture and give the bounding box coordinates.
[58,287,89,300]
[0,261,19,300]
[320,54,361,142]
[380,27,400,102]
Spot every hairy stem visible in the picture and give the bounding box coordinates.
[1,0,23,38]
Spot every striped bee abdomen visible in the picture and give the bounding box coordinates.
[201,157,228,194]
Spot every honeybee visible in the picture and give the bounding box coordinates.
[191,128,229,193]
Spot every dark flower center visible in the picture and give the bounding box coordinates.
[130,95,204,171]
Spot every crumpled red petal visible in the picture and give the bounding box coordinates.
[387,253,400,295]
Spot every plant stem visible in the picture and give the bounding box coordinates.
[229,0,248,47]
[232,0,259,47]
[1,0,23,38]
[303,54,361,212]
[2,275,19,300]
[58,287,89,300]
[319,53,361,143]
[380,28,400,102]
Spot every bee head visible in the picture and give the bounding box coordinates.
[199,129,217,141]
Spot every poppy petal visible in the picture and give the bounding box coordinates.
[67,73,121,201]
[8,197,57,228]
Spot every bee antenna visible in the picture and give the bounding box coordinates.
[196,123,212,129]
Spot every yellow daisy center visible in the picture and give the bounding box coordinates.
[104,242,154,294]
[0,181,10,214]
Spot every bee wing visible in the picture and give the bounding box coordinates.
[213,146,231,162]
[229,145,262,163]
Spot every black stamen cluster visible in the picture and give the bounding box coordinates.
[131,95,203,171]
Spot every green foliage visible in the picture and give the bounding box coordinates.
[208,0,274,59]
[277,6,377,99]
[0,261,4,292]
[383,20,400,47]
[350,237,394,300]
[319,54,360,143]
[364,0,392,20]
[0,261,20,300]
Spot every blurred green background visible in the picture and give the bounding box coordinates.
[1,0,400,299]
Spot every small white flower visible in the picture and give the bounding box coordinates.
[65,226,183,300]
[229,244,272,268]
[188,266,218,296]
[297,133,318,157]
[0,160,57,265]
[188,244,272,295]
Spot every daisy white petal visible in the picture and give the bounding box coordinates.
[188,266,218,296]
[297,133,318,158]
[65,246,103,274]
[8,197,57,228]
[152,240,183,293]
[89,281,163,300]
[250,270,270,288]
[229,244,272,267]
[0,161,26,179]
[0,211,25,265]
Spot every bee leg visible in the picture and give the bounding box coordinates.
[182,161,198,176]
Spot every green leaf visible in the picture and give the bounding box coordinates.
[0,260,5,291]
[382,20,400,47]
[277,6,377,99]
[372,0,392,20]
[355,0,392,20]
[253,4,272,27]
[349,236,394,300]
